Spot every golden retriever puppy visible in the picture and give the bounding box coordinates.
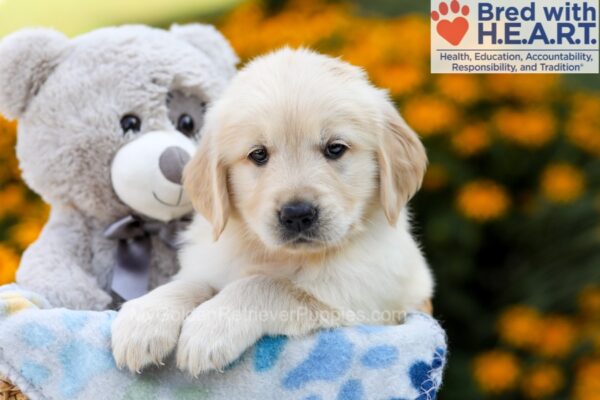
[111,48,433,376]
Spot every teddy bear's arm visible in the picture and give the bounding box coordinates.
[16,206,112,310]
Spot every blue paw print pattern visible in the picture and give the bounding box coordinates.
[283,330,354,390]
[61,312,89,332]
[254,335,288,372]
[59,339,115,397]
[337,379,365,400]
[408,348,446,400]
[354,325,387,335]
[98,311,117,339]
[278,316,446,400]
[20,322,56,348]
[360,345,399,369]
[9,308,133,400]
[20,359,51,386]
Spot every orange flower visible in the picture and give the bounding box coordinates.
[534,315,578,358]
[402,96,458,136]
[540,163,585,203]
[579,286,600,318]
[220,0,352,60]
[581,319,600,353]
[498,305,542,349]
[423,164,449,191]
[343,22,395,69]
[484,75,559,103]
[0,244,19,285]
[569,123,600,157]
[0,155,20,183]
[578,286,600,351]
[521,364,564,399]
[344,17,429,68]
[472,350,520,393]
[21,201,50,223]
[494,108,556,148]
[388,17,430,64]
[456,180,510,222]
[0,185,25,218]
[437,74,480,104]
[566,93,600,157]
[0,114,17,151]
[573,358,600,400]
[451,124,490,156]
[370,63,424,97]
[10,219,44,250]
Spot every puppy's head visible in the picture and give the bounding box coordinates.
[184,48,426,253]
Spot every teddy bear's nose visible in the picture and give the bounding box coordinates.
[159,146,191,185]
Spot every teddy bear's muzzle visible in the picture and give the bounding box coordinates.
[159,146,191,185]
[111,131,197,222]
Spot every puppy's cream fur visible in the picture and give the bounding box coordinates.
[112,48,433,376]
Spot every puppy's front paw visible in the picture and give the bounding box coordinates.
[111,298,183,373]
[176,301,260,376]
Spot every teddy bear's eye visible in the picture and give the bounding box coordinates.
[120,115,141,134]
[177,114,195,137]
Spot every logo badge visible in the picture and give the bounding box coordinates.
[431,0,600,73]
[431,0,470,46]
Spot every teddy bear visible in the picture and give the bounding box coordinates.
[0,24,238,310]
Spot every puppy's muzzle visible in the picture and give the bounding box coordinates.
[279,201,318,234]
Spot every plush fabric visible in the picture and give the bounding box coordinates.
[0,25,237,310]
[0,285,447,400]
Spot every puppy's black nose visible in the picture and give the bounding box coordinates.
[279,201,318,233]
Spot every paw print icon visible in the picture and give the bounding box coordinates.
[431,0,470,46]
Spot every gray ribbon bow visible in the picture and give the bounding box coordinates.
[104,215,191,302]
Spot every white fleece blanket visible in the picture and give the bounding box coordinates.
[0,284,447,400]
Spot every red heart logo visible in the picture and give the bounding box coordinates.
[436,17,468,46]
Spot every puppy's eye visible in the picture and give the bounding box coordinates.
[324,142,348,160]
[177,114,195,136]
[248,147,269,166]
[120,114,141,134]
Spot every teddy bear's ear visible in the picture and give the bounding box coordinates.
[0,28,70,119]
[170,24,238,79]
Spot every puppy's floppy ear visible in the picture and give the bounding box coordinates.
[377,96,427,226]
[0,28,69,119]
[170,24,238,80]
[183,124,230,240]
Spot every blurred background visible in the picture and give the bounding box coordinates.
[0,0,599,399]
